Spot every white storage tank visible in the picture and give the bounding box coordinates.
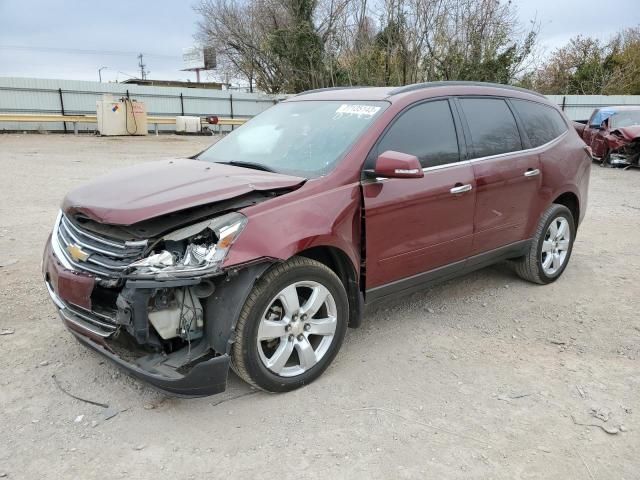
[176,116,201,133]
[96,95,148,136]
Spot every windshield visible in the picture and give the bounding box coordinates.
[610,110,640,128]
[198,100,387,178]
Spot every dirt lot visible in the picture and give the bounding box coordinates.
[0,134,638,479]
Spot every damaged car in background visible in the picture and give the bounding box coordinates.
[574,106,640,168]
[44,82,590,397]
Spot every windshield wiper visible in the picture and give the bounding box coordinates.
[217,161,276,173]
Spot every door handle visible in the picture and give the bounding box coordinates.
[450,183,472,194]
[524,168,540,177]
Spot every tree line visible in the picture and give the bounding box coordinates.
[195,0,640,95]
[523,27,640,95]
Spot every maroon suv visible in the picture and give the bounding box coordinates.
[43,82,591,396]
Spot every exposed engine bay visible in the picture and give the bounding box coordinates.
[607,132,640,169]
[44,189,288,395]
[148,286,206,341]
[575,109,640,170]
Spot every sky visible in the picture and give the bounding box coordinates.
[0,0,638,84]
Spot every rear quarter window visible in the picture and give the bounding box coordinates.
[511,99,568,147]
[459,98,522,158]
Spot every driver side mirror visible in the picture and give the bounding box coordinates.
[366,150,424,179]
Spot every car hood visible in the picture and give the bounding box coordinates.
[62,159,305,225]
[614,126,640,141]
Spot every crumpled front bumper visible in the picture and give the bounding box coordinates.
[70,328,230,397]
[42,236,231,397]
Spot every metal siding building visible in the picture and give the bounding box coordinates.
[546,95,640,121]
[3,77,640,130]
[0,77,284,132]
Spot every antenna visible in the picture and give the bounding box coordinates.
[137,53,149,80]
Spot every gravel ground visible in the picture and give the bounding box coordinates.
[1,134,639,479]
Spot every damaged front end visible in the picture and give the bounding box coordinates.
[43,208,271,397]
[608,140,640,169]
[605,129,640,169]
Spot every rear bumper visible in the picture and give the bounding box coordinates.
[43,236,231,397]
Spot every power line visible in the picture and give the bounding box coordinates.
[0,44,180,59]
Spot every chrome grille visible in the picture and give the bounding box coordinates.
[46,281,118,337]
[53,212,147,278]
[60,302,119,337]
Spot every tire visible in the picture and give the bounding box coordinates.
[513,204,576,285]
[231,256,349,392]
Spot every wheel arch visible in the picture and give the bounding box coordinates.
[296,246,364,328]
[552,191,580,228]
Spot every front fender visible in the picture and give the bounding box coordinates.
[224,183,362,277]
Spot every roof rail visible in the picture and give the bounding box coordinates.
[295,86,363,96]
[389,81,546,98]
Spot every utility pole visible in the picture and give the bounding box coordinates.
[98,66,108,82]
[137,53,148,80]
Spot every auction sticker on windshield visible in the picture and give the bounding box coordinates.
[334,104,381,119]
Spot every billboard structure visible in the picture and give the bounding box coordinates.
[182,47,216,83]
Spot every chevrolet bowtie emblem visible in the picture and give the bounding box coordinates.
[66,243,90,262]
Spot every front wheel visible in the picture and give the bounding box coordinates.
[513,204,576,285]
[231,257,348,392]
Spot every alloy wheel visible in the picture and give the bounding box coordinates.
[541,216,571,276]
[257,281,338,377]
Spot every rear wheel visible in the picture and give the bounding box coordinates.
[513,204,575,285]
[231,257,348,392]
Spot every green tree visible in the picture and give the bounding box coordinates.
[267,0,327,92]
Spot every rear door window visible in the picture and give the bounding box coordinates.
[459,98,522,158]
[375,100,460,169]
[511,99,568,147]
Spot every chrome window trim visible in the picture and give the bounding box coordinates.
[422,160,472,173]
[467,129,569,163]
[421,129,568,172]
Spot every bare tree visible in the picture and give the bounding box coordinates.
[530,27,640,95]
[195,0,288,93]
[414,0,538,83]
[195,0,539,92]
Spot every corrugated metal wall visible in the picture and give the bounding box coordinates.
[546,95,640,121]
[0,77,284,132]
[3,77,640,131]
